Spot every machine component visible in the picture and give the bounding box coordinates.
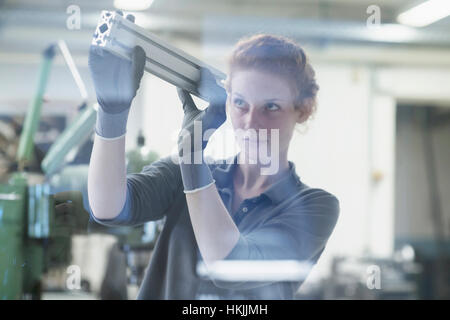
[28,183,53,238]
[91,10,226,102]
[16,45,55,171]
[41,104,96,176]
[0,175,69,300]
[0,177,29,299]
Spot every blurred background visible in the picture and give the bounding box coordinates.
[0,0,449,300]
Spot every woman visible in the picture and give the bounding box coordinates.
[88,13,339,300]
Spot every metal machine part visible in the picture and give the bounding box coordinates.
[0,177,29,299]
[41,104,96,176]
[16,45,55,170]
[91,10,226,102]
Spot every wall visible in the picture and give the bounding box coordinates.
[395,105,450,248]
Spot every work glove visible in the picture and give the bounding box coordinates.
[177,68,227,155]
[177,68,227,193]
[88,11,146,139]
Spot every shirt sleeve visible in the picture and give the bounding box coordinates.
[210,188,340,291]
[89,154,183,227]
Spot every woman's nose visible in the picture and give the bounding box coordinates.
[243,106,260,129]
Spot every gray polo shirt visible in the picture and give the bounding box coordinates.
[88,153,339,299]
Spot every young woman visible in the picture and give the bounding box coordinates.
[88,13,339,300]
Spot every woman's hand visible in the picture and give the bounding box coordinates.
[177,68,227,157]
[176,68,227,193]
[89,13,146,115]
[88,11,146,139]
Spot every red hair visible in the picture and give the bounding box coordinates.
[224,34,319,120]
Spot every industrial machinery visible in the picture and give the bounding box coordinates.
[0,42,92,299]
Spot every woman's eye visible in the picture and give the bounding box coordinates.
[233,98,245,107]
[266,103,281,111]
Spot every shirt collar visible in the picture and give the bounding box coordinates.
[211,153,302,205]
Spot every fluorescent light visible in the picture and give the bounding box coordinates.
[114,0,154,11]
[397,0,450,27]
[196,260,313,282]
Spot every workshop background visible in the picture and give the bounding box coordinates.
[0,0,449,300]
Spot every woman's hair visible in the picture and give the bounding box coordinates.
[224,34,319,121]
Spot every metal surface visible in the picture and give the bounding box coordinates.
[27,183,52,238]
[0,176,27,299]
[91,10,226,101]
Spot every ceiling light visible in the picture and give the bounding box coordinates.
[113,0,154,12]
[397,0,450,27]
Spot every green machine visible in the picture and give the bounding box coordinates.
[0,42,160,299]
[0,44,71,299]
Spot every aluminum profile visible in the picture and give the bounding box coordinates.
[91,10,226,101]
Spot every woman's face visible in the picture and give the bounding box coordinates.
[227,68,303,161]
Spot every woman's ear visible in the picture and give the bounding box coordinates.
[296,98,314,124]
